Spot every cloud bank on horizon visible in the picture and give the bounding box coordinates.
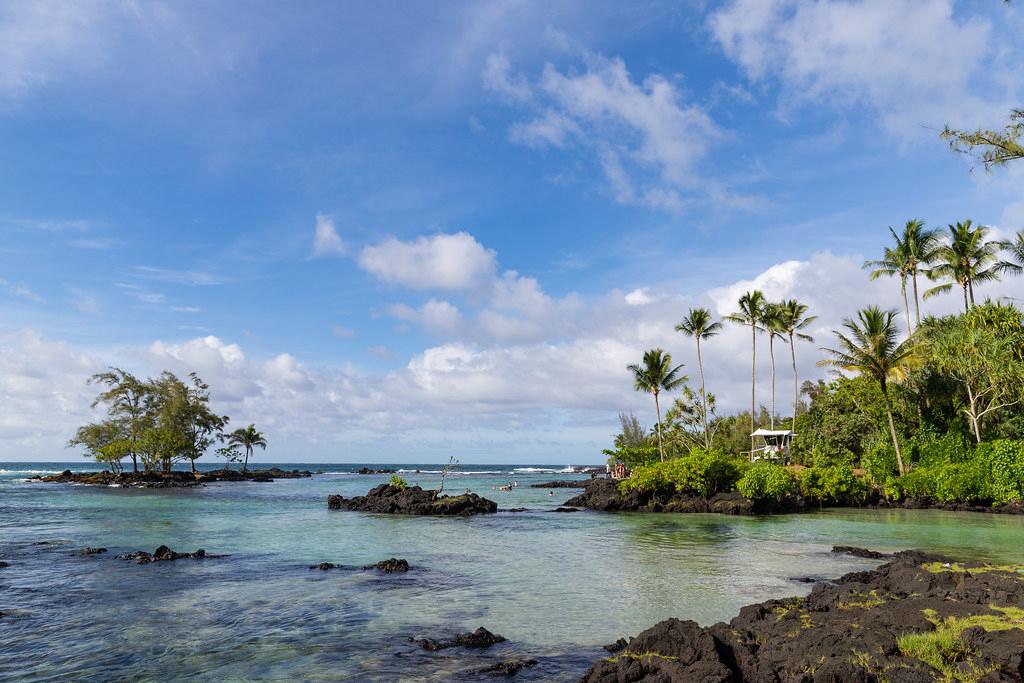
[0,0,1022,462]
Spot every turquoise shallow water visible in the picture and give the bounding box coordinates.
[3,462,1024,681]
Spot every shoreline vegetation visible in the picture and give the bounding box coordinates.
[607,220,1024,514]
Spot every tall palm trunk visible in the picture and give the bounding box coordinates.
[911,271,922,328]
[653,390,665,462]
[881,381,905,476]
[243,446,252,474]
[749,322,757,460]
[789,332,798,430]
[900,276,911,338]
[961,283,969,313]
[696,337,710,449]
[968,277,975,306]
[768,335,777,429]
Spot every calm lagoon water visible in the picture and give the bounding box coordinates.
[3,462,1024,681]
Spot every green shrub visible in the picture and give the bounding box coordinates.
[896,467,938,501]
[933,459,992,504]
[736,463,796,503]
[808,445,858,469]
[798,465,870,506]
[916,432,973,468]
[389,474,408,489]
[987,440,1024,503]
[861,440,899,484]
[621,449,746,497]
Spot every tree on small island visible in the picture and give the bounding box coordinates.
[628,348,686,462]
[227,424,268,474]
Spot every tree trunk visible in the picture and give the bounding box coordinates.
[696,337,710,449]
[882,383,905,476]
[968,277,976,306]
[901,276,912,338]
[965,385,982,443]
[769,335,777,429]
[962,284,969,313]
[243,448,250,474]
[191,458,196,474]
[130,453,138,476]
[912,271,922,328]
[750,323,757,460]
[790,332,798,430]
[654,390,665,462]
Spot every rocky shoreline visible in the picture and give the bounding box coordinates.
[328,483,498,516]
[31,468,314,488]
[564,478,1024,516]
[582,548,1024,682]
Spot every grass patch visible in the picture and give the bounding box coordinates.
[921,562,1024,575]
[896,605,1024,682]
[837,589,887,610]
[605,651,679,664]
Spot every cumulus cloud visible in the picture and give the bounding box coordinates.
[487,51,722,214]
[482,52,532,102]
[0,278,45,303]
[708,0,1014,136]
[359,232,497,290]
[388,299,464,336]
[312,213,346,257]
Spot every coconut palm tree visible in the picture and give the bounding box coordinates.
[627,349,687,462]
[726,290,767,458]
[227,424,267,474]
[902,219,941,328]
[925,221,1008,312]
[778,299,817,430]
[760,303,788,429]
[819,307,918,476]
[864,238,912,338]
[675,308,722,449]
[1000,229,1024,276]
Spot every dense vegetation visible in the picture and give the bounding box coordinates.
[69,368,266,475]
[610,221,1024,508]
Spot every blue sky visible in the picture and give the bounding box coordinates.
[1,0,1023,463]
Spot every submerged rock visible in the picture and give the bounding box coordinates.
[0,561,9,568]
[116,545,208,564]
[477,659,538,676]
[355,467,396,474]
[553,507,580,513]
[313,562,337,570]
[363,558,409,573]
[411,627,506,651]
[833,545,891,559]
[581,550,1024,682]
[78,547,107,556]
[327,484,497,516]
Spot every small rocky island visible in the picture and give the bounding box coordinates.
[32,468,313,488]
[582,549,1024,682]
[327,483,497,516]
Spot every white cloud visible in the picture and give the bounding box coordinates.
[624,288,652,306]
[482,52,532,102]
[312,213,346,257]
[69,288,100,314]
[708,0,1013,136]
[0,279,45,303]
[489,51,723,213]
[388,299,463,336]
[331,325,356,338]
[359,232,497,290]
[131,266,225,286]
[172,306,201,314]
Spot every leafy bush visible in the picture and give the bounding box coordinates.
[621,449,746,497]
[798,465,870,506]
[389,474,408,489]
[933,459,992,504]
[895,467,938,501]
[736,463,796,503]
[916,432,973,468]
[987,440,1024,503]
[861,440,899,484]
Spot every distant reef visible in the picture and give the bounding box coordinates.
[328,483,497,516]
[582,548,1024,682]
[32,468,313,488]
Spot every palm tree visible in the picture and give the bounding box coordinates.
[925,221,1008,312]
[819,307,918,476]
[627,349,687,462]
[1000,229,1024,276]
[227,424,267,474]
[675,308,722,449]
[902,219,941,328]
[726,290,767,457]
[864,238,912,338]
[760,303,788,429]
[779,299,816,430]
